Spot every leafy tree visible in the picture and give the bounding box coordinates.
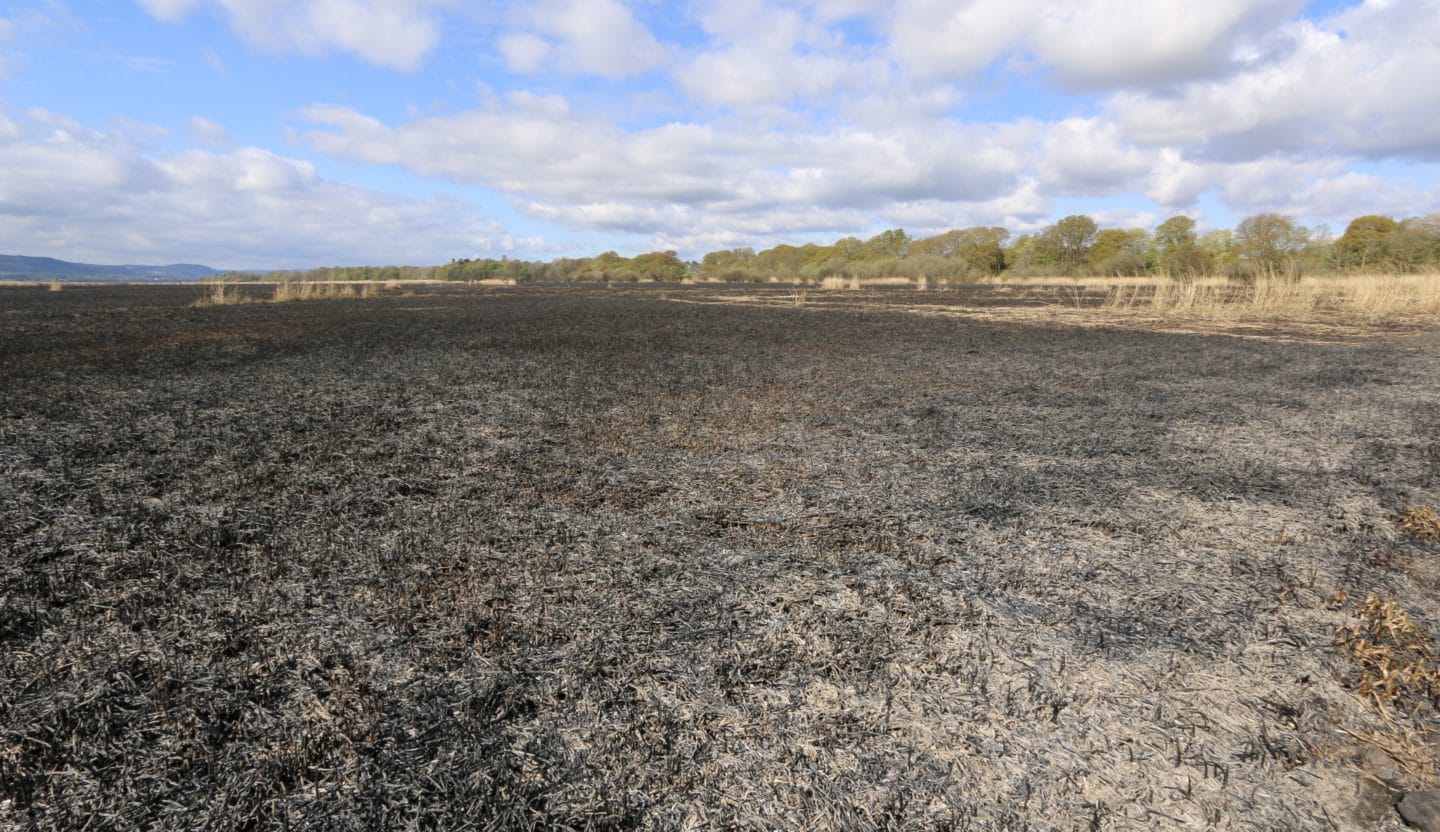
[753,244,809,278]
[1336,215,1398,271]
[1049,215,1099,274]
[1391,214,1440,272]
[1234,213,1308,277]
[1199,230,1234,273]
[1003,234,1049,273]
[1084,229,1148,276]
[832,237,866,261]
[912,227,1009,275]
[631,250,687,282]
[1153,216,1205,278]
[863,228,910,260]
[699,248,756,280]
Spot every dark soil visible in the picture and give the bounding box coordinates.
[3,283,1438,830]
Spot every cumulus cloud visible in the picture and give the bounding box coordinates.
[1036,118,1153,195]
[887,0,1301,89]
[295,91,1041,244]
[0,106,528,268]
[1108,0,1440,161]
[673,1,889,111]
[500,0,664,77]
[135,0,453,71]
[83,0,1440,254]
[1026,0,1302,89]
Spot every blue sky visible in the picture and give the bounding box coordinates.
[1,0,1438,269]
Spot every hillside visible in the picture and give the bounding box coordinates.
[0,254,219,281]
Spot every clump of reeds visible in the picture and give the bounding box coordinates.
[190,283,248,307]
[270,280,362,303]
[1100,274,1440,323]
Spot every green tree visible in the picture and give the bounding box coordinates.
[1390,214,1440,272]
[1049,215,1099,274]
[862,228,911,260]
[753,244,809,278]
[832,237,866,261]
[1336,215,1398,272]
[699,248,756,280]
[912,227,1009,275]
[1154,216,1205,278]
[1234,213,1308,278]
[1199,230,1234,273]
[631,250,687,282]
[1089,229,1150,276]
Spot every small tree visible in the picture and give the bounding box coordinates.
[863,228,910,260]
[1336,215,1398,272]
[1154,215,1205,279]
[1049,215,1099,274]
[1089,228,1149,275]
[1234,213,1308,279]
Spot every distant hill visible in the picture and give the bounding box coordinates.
[0,254,221,281]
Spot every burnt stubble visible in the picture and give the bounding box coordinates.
[3,283,1438,830]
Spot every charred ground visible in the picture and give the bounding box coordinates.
[2,283,1438,830]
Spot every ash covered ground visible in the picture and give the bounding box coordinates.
[2,283,1439,830]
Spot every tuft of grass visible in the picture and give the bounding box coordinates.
[190,283,248,308]
[271,280,362,303]
[1402,506,1440,542]
[1337,596,1440,709]
[47,280,63,293]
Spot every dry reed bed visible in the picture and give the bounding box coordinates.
[1100,275,1440,323]
[191,280,384,307]
[671,275,1440,341]
[2,284,1439,830]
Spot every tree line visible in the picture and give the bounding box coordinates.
[216,212,1440,285]
[698,212,1440,283]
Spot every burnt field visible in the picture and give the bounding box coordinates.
[3,283,1439,830]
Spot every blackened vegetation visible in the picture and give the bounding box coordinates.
[2,283,1439,830]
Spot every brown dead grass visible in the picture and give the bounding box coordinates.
[189,283,250,308]
[1338,596,1440,709]
[1334,595,1440,784]
[1402,506,1440,542]
[1102,274,1440,323]
[271,280,359,302]
[667,274,1440,342]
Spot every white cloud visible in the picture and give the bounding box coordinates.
[888,0,1036,79]
[1028,0,1302,89]
[1108,0,1440,160]
[887,0,1303,89]
[0,106,527,268]
[297,93,1033,214]
[500,0,664,78]
[1036,118,1153,195]
[674,2,884,111]
[293,90,1060,250]
[498,32,550,74]
[134,0,196,20]
[136,0,454,71]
